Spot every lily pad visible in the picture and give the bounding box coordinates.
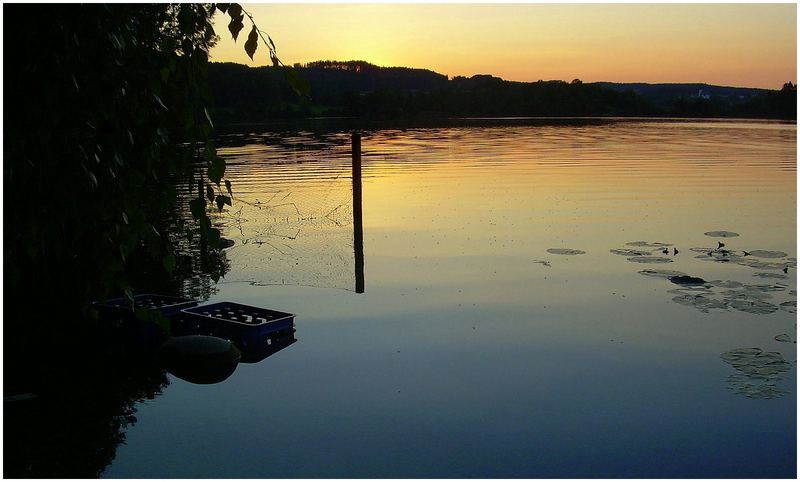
[669,275,708,286]
[626,241,673,248]
[737,259,787,270]
[627,256,673,264]
[708,280,743,289]
[704,231,740,238]
[726,374,790,399]
[753,272,788,280]
[743,284,786,293]
[722,289,772,300]
[672,294,727,313]
[610,248,651,257]
[747,250,788,259]
[546,248,586,256]
[720,348,791,379]
[638,269,686,279]
[779,301,797,313]
[727,298,779,315]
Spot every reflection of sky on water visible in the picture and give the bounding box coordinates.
[105,120,795,478]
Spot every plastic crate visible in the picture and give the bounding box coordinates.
[95,294,199,317]
[174,302,295,350]
[239,330,297,364]
[94,294,199,349]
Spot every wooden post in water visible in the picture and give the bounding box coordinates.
[352,132,365,294]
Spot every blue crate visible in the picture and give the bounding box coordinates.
[239,330,297,364]
[94,294,199,349]
[95,293,199,317]
[174,302,295,350]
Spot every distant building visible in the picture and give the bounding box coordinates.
[694,89,711,100]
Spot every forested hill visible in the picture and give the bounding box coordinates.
[207,60,796,122]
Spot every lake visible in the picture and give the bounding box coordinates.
[104,119,796,477]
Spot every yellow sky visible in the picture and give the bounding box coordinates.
[210,3,796,89]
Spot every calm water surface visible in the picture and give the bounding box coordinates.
[105,119,796,478]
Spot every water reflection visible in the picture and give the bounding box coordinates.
[103,120,796,477]
[4,348,168,477]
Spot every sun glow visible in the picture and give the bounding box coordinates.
[210,3,796,89]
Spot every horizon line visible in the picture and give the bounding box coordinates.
[209,59,785,91]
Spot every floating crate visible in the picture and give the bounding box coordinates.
[95,294,199,318]
[239,331,297,364]
[94,294,199,349]
[174,302,295,350]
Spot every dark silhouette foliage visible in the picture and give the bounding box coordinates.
[208,61,796,122]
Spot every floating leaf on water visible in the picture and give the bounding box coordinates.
[748,250,788,259]
[669,275,708,286]
[695,253,743,264]
[638,269,686,279]
[736,259,786,270]
[727,298,779,315]
[610,248,651,256]
[626,241,673,248]
[709,280,743,289]
[627,256,673,264]
[730,353,789,377]
[722,289,773,301]
[704,230,740,238]
[726,374,790,399]
[668,287,714,296]
[743,283,786,293]
[774,333,795,343]
[546,248,585,255]
[779,301,797,313]
[672,294,727,313]
[753,272,788,280]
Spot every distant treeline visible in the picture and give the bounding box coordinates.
[208,60,797,122]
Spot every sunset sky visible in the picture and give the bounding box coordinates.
[210,3,796,89]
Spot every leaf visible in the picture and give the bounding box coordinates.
[225,179,233,197]
[157,127,169,144]
[204,107,214,128]
[227,3,242,18]
[208,156,226,186]
[205,24,216,43]
[244,25,258,60]
[135,308,171,335]
[189,198,205,220]
[268,35,276,51]
[207,227,221,248]
[215,195,232,211]
[153,94,168,110]
[217,3,230,14]
[228,13,244,42]
[162,254,176,273]
[206,185,214,201]
[123,288,134,307]
[203,143,216,161]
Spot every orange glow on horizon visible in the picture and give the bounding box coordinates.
[210,3,796,89]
